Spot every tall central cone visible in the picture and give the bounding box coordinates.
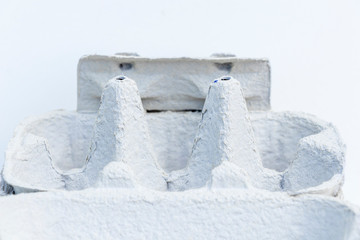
[169,77,263,190]
[84,76,167,191]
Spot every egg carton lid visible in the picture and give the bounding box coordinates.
[77,53,271,112]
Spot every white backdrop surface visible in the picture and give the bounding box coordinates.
[0,0,359,204]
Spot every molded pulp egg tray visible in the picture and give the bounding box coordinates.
[0,54,359,239]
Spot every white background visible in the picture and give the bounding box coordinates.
[0,0,359,204]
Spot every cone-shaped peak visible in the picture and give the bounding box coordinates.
[84,76,167,191]
[169,77,262,190]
